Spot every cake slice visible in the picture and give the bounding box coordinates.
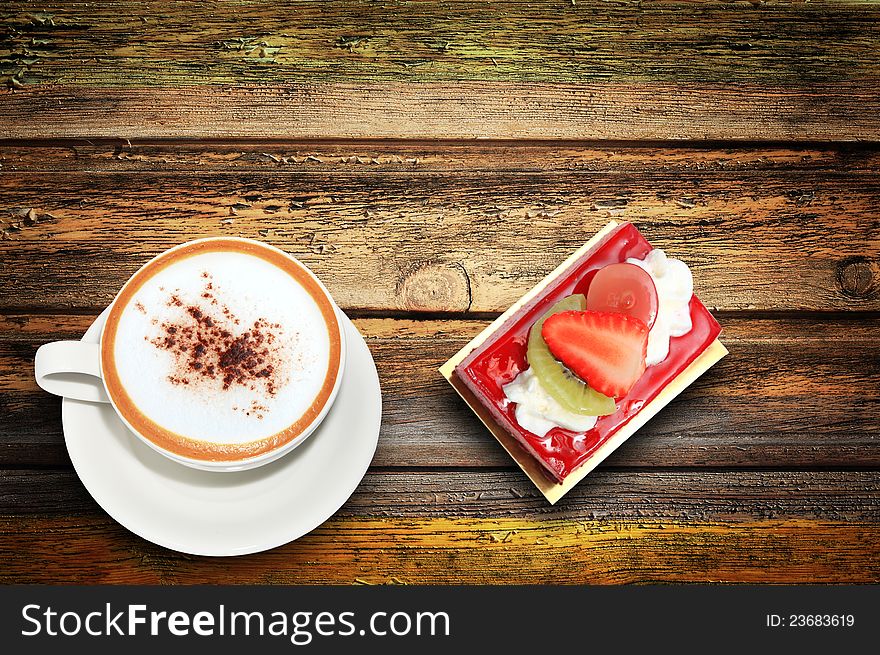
[439,221,727,503]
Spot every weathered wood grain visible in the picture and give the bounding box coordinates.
[2,2,880,139]
[5,140,880,174]
[1,0,878,588]
[2,142,879,313]
[4,515,877,584]
[2,314,877,469]
[1,468,878,583]
[4,468,878,520]
[5,1,879,87]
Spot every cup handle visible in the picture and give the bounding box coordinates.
[34,341,110,403]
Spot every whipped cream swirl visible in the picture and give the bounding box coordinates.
[502,368,598,438]
[626,248,693,367]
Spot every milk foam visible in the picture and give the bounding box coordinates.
[112,251,332,445]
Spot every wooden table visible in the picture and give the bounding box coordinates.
[1,1,878,584]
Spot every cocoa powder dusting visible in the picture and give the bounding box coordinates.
[148,272,288,410]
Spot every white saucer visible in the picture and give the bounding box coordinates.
[62,308,381,556]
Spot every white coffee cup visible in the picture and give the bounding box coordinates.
[35,237,346,472]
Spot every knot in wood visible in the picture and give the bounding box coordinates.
[836,256,879,300]
[398,262,471,312]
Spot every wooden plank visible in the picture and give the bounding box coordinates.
[2,2,880,140]
[2,315,877,469]
[1,468,878,582]
[3,468,878,519]
[3,515,876,584]
[4,83,880,142]
[2,143,879,313]
[4,141,880,174]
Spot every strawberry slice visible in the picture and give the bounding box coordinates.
[541,310,648,398]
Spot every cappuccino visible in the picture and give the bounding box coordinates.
[100,239,343,463]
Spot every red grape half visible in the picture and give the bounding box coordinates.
[586,262,659,329]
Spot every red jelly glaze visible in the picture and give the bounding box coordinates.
[454,223,722,483]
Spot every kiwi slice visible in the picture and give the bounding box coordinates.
[527,294,617,416]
